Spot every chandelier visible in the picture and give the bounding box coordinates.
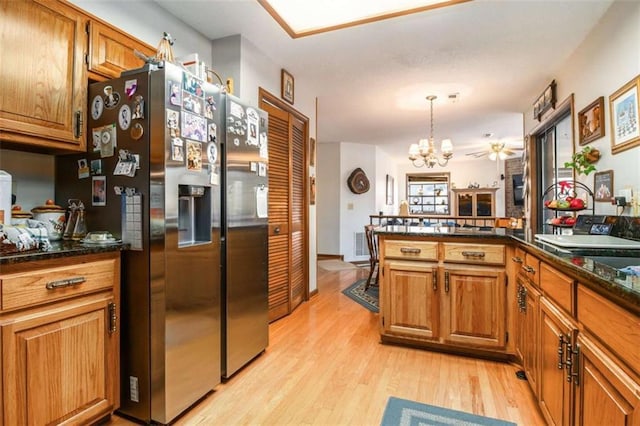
[408,95,453,168]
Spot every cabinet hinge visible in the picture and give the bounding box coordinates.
[505,332,509,343]
[85,22,90,34]
[505,275,508,286]
[85,53,89,65]
[108,302,117,334]
[382,316,384,326]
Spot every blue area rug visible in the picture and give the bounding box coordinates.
[341,278,379,313]
[381,397,516,426]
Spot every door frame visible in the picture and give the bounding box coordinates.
[258,87,310,312]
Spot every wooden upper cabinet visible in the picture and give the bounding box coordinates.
[88,20,155,80]
[0,0,87,151]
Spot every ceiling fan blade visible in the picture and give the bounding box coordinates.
[465,151,488,158]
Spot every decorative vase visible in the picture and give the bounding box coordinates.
[585,148,600,163]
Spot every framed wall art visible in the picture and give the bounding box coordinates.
[533,80,556,121]
[386,174,394,205]
[281,69,294,104]
[310,176,316,205]
[609,75,640,154]
[594,170,613,202]
[578,96,605,145]
[309,137,316,167]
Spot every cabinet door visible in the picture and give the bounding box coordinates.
[476,192,494,216]
[523,280,540,398]
[575,334,640,426]
[0,0,87,151]
[441,266,506,349]
[88,20,155,79]
[2,295,118,425]
[539,297,576,426]
[383,260,438,340]
[457,193,473,216]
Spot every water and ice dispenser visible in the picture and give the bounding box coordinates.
[178,185,211,246]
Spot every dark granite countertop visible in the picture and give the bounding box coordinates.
[0,240,127,266]
[376,225,640,315]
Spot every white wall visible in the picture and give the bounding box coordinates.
[523,0,640,216]
[0,150,55,212]
[340,143,376,262]
[317,143,340,255]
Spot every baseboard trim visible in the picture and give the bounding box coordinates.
[309,288,319,298]
[317,254,343,260]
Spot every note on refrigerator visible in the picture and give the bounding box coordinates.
[256,186,268,218]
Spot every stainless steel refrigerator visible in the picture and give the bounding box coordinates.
[56,62,223,424]
[221,95,269,378]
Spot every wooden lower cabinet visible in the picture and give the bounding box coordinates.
[574,333,640,426]
[516,274,540,397]
[382,260,438,340]
[441,265,506,349]
[0,252,120,425]
[381,259,506,352]
[539,297,577,426]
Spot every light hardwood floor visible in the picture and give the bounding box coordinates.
[110,266,545,425]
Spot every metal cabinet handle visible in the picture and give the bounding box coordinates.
[557,335,565,369]
[570,343,580,385]
[432,269,437,291]
[523,265,535,274]
[462,251,485,258]
[444,271,450,293]
[46,276,86,290]
[74,110,83,138]
[274,226,280,234]
[400,247,421,254]
[108,302,117,334]
[511,256,523,264]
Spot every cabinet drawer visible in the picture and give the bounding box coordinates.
[1,259,116,312]
[442,243,505,265]
[540,262,574,315]
[384,240,438,261]
[578,285,640,374]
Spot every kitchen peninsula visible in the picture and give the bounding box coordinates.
[376,225,640,425]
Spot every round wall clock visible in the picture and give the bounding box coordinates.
[347,168,370,194]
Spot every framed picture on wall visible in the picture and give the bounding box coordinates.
[578,96,605,145]
[281,69,294,104]
[609,75,640,154]
[594,170,613,202]
[386,174,394,205]
[309,137,316,167]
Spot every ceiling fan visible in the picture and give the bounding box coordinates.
[466,140,524,160]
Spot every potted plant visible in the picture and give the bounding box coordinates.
[564,145,600,176]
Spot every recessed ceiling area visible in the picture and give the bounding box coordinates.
[257,0,470,38]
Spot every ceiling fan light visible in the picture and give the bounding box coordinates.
[498,151,507,160]
[488,152,497,161]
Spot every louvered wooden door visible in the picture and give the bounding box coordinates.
[259,89,308,322]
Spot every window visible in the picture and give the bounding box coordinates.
[535,109,573,232]
[406,173,450,215]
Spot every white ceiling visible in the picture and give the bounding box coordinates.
[154,0,614,162]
